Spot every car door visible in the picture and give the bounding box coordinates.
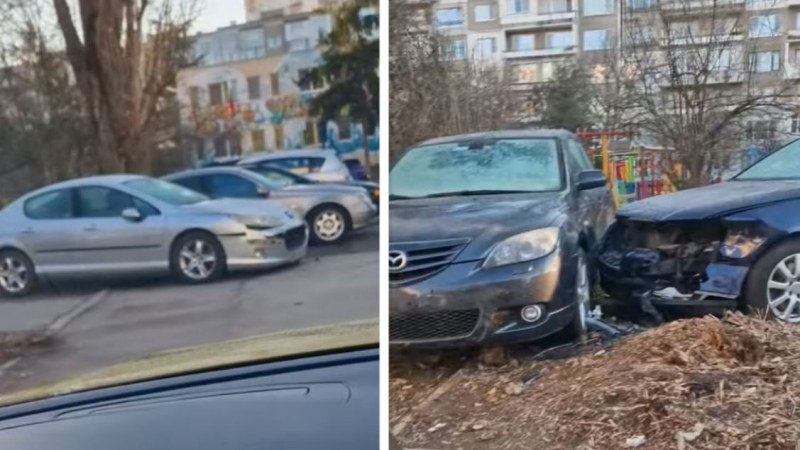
[71,186,167,273]
[565,138,612,254]
[15,188,87,273]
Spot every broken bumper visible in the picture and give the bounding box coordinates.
[389,251,578,347]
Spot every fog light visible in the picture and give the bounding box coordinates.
[520,305,543,322]
[254,250,264,258]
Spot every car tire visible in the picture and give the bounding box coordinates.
[556,251,591,343]
[0,249,36,298]
[307,205,351,245]
[743,238,800,323]
[170,232,226,284]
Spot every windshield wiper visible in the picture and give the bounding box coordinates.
[421,190,535,198]
[389,194,415,200]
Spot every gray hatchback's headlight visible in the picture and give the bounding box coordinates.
[483,227,559,269]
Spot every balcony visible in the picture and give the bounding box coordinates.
[785,65,800,79]
[503,46,576,59]
[789,29,800,40]
[658,0,744,15]
[501,10,575,29]
[661,32,743,46]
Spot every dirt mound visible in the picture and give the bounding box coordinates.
[395,314,800,449]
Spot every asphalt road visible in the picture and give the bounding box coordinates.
[0,225,378,393]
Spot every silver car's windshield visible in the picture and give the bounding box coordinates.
[124,178,209,205]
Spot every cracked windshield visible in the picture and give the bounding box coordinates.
[0,0,378,446]
[389,0,800,448]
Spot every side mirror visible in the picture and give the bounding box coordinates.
[121,208,144,222]
[576,170,607,191]
[256,185,271,198]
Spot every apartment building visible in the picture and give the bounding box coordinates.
[178,1,379,161]
[416,0,800,137]
[245,0,345,21]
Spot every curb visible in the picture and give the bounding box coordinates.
[47,289,111,334]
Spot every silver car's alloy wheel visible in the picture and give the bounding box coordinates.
[766,253,800,323]
[576,255,590,331]
[0,256,29,294]
[314,210,345,242]
[179,239,218,281]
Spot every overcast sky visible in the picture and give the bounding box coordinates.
[193,0,246,34]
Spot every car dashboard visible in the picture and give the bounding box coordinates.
[0,348,378,450]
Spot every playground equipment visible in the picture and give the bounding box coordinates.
[577,130,676,208]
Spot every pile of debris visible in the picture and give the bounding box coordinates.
[395,313,800,449]
[0,331,53,364]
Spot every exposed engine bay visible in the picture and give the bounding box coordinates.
[598,218,769,319]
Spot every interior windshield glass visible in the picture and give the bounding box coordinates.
[390,138,562,198]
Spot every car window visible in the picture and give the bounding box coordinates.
[565,139,594,181]
[247,167,296,188]
[268,157,325,175]
[172,176,206,193]
[133,198,160,216]
[207,174,259,198]
[390,138,563,198]
[24,189,74,219]
[76,186,137,218]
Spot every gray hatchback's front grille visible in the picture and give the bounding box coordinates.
[389,238,469,285]
[390,309,480,341]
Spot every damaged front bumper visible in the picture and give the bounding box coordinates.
[389,250,579,347]
[598,216,774,316]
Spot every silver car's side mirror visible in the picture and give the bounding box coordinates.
[122,208,144,222]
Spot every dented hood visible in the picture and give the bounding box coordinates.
[618,180,800,221]
[390,192,564,261]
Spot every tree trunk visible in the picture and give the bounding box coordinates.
[361,118,372,179]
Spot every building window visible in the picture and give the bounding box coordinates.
[474,4,496,22]
[208,82,229,106]
[288,38,311,51]
[749,50,780,73]
[270,73,280,96]
[297,69,324,91]
[507,0,529,14]
[545,31,573,48]
[669,22,694,39]
[541,62,555,81]
[475,37,496,58]
[746,120,777,141]
[266,34,282,49]
[247,76,261,100]
[583,0,613,16]
[540,0,568,14]
[712,48,734,71]
[436,7,464,28]
[444,38,467,59]
[749,14,779,38]
[513,64,538,83]
[285,20,307,41]
[627,0,655,10]
[239,28,264,53]
[251,129,266,152]
[510,34,535,51]
[583,29,610,50]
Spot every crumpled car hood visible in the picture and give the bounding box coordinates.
[618,180,800,221]
[390,193,564,261]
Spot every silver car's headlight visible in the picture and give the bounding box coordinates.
[483,227,559,269]
[230,214,283,230]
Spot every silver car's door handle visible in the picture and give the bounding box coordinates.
[84,225,98,232]
[21,227,34,235]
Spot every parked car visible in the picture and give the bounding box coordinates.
[0,321,378,450]
[388,130,615,347]
[164,167,377,244]
[0,175,307,297]
[240,163,380,206]
[599,138,800,323]
[239,150,353,182]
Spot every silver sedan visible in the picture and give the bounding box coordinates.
[0,175,308,297]
[164,167,378,244]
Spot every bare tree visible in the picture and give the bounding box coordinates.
[52,0,199,173]
[619,0,797,188]
[390,0,515,161]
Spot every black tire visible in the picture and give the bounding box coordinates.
[743,238,800,321]
[170,232,226,284]
[307,204,351,245]
[0,249,36,298]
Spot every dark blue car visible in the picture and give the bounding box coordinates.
[599,138,800,323]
